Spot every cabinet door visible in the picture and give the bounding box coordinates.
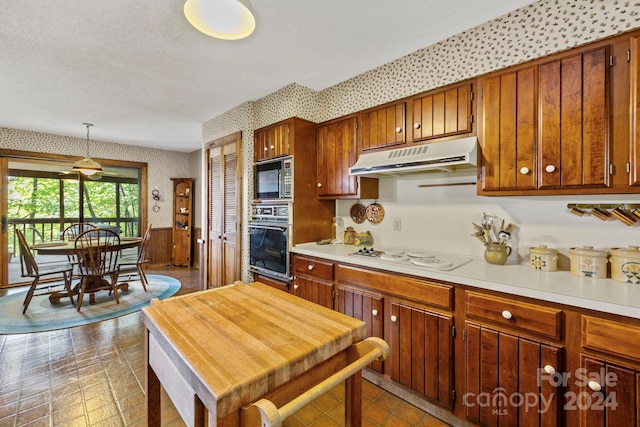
[538,47,610,189]
[465,322,564,427]
[360,102,405,151]
[317,117,378,199]
[480,66,537,192]
[254,128,270,162]
[631,36,640,186]
[579,355,639,427]
[412,83,472,142]
[271,122,290,158]
[337,285,384,373]
[172,178,193,266]
[291,276,334,309]
[388,301,453,408]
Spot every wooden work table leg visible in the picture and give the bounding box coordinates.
[146,331,161,427]
[344,371,362,427]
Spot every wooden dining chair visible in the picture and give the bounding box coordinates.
[15,229,75,314]
[117,223,152,291]
[74,228,121,312]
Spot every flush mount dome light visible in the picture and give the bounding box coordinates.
[184,0,255,40]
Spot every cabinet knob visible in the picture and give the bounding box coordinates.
[270,145,275,149]
[543,365,556,375]
[520,167,530,175]
[390,315,397,322]
[588,380,602,392]
[317,183,322,188]
[371,309,378,316]
[263,146,268,152]
[395,127,403,133]
[293,284,299,290]
[413,123,421,129]
[545,164,556,173]
[307,264,314,271]
[501,310,513,320]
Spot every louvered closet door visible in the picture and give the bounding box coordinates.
[208,139,241,288]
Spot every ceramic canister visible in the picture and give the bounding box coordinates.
[569,246,609,279]
[529,245,558,272]
[609,246,640,284]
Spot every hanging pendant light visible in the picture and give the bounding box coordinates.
[72,123,102,176]
[184,0,255,40]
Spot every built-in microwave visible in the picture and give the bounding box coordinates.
[254,156,293,201]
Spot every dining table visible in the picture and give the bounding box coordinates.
[31,236,142,304]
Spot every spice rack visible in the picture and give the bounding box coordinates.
[567,203,640,226]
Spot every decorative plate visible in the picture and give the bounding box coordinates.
[365,203,385,224]
[350,203,366,224]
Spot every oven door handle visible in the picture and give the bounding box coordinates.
[250,224,289,231]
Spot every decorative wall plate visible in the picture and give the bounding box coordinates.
[365,203,385,224]
[350,203,366,224]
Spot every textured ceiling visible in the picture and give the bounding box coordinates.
[0,0,534,152]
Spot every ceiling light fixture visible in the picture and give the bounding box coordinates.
[183,0,255,40]
[72,123,102,176]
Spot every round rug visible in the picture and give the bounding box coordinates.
[0,274,181,334]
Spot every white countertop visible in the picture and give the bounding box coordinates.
[292,242,640,319]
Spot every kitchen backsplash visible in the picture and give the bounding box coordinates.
[335,174,640,267]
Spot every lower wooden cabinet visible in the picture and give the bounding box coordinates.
[464,322,564,427]
[336,285,384,373]
[389,301,454,408]
[291,255,335,309]
[579,355,640,427]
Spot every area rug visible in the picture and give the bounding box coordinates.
[0,274,181,334]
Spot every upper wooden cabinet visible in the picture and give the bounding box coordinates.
[254,121,291,162]
[359,101,406,151]
[317,116,378,199]
[411,82,473,143]
[479,45,612,194]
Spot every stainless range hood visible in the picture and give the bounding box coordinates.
[349,136,478,177]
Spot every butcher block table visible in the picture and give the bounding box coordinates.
[142,281,389,427]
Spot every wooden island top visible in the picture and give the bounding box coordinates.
[142,281,375,426]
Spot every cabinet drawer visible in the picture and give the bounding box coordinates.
[337,264,453,310]
[582,315,640,362]
[465,291,563,340]
[293,255,334,281]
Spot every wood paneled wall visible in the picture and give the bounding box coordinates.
[148,226,202,266]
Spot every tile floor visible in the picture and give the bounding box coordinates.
[0,266,450,427]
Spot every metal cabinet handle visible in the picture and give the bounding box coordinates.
[395,127,402,133]
[371,309,378,316]
[520,167,530,175]
[545,164,556,173]
[588,380,602,392]
[501,310,513,320]
[390,315,397,322]
[543,365,556,375]
[307,264,314,271]
[413,123,421,129]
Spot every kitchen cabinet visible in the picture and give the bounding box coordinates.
[411,82,473,143]
[336,285,384,373]
[464,291,565,426]
[171,178,193,266]
[479,45,611,194]
[291,254,335,309]
[208,135,241,288]
[359,101,406,151]
[336,264,455,408]
[254,121,290,162]
[631,36,640,186]
[579,315,640,427]
[317,116,378,199]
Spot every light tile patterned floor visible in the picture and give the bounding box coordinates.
[0,267,450,426]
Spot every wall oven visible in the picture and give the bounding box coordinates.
[249,203,292,280]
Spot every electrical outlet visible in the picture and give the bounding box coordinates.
[393,217,401,231]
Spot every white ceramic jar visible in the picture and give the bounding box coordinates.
[529,245,558,272]
[609,246,640,284]
[569,246,609,279]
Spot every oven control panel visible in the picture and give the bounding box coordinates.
[251,203,290,221]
